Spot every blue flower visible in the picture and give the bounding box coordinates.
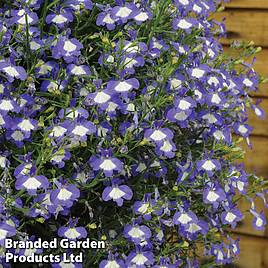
[51,182,80,208]
[52,37,83,63]
[90,149,124,177]
[58,220,87,241]
[102,184,133,206]
[124,223,151,244]
[0,222,16,246]
[15,175,49,195]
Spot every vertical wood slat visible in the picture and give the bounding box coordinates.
[225,0,268,9]
[219,0,268,259]
[235,234,268,268]
[223,47,268,97]
[213,10,268,47]
[235,198,268,237]
[248,99,268,136]
[242,136,268,178]
[237,137,268,238]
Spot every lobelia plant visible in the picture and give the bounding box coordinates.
[0,0,267,267]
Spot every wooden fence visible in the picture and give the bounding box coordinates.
[217,1,268,267]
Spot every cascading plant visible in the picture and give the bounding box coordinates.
[0,0,267,267]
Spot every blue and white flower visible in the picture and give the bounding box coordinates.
[90,149,124,177]
[58,225,87,240]
[102,184,133,206]
[15,175,49,195]
[124,224,151,244]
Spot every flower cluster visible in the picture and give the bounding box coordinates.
[0,0,267,267]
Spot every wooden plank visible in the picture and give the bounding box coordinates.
[213,10,268,47]
[224,46,268,97]
[236,198,268,237]
[242,136,268,178]
[234,234,268,268]
[225,0,268,9]
[248,98,268,136]
[236,136,268,237]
